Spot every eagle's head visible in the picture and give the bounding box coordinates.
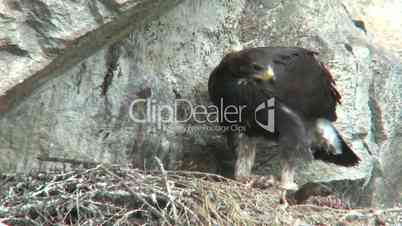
[221,48,276,82]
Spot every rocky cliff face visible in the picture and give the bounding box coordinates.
[0,0,401,207]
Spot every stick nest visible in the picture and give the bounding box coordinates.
[1,165,401,226]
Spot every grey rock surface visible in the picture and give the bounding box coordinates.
[0,0,401,207]
[0,0,183,111]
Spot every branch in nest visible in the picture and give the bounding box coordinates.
[155,157,178,221]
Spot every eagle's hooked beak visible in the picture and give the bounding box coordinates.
[254,65,275,81]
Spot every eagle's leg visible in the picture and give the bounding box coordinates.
[234,134,257,179]
[227,132,257,179]
[280,159,298,190]
[279,159,298,207]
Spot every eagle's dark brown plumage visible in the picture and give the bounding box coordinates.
[208,47,360,204]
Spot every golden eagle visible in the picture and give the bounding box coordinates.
[208,47,360,203]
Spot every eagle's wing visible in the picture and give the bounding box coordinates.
[269,47,340,121]
[268,48,359,166]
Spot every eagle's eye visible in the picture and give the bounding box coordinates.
[251,63,264,72]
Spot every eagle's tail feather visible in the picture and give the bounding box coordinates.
[312,119,360,167]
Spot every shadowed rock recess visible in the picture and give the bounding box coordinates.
[0,0,401,208]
